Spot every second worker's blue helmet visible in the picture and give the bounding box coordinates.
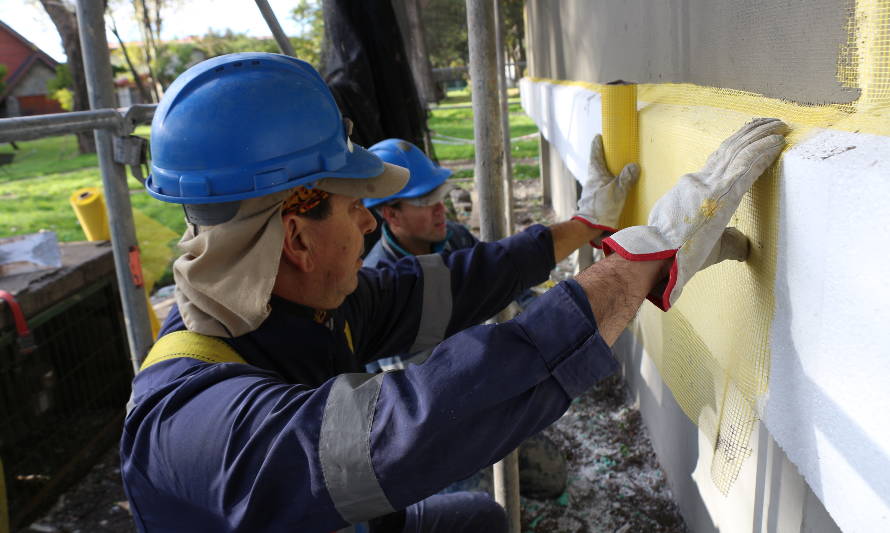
[363,139,452,209]
[146,53,407,222]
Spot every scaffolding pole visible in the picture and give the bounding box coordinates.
[0,105,155,143]
[254,0,296,57]
[494,0,514,235]
[467,0,507,242]
[466,0,520,531]
[76,0,153,373]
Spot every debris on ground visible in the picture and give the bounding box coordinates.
[25,447,133,533]
[522,376,686,532]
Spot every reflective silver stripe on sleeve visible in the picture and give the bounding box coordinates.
[319,372,394,523]
[404,347,434,367]
[410,254,453,353]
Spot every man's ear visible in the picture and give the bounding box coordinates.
[380,205,400,228]
[281,212,313,272]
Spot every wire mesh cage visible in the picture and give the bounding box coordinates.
[0,278,132,528]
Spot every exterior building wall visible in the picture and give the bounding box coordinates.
[524,0,855,105]
[0,23,61,117]
[11,62,55,97]
[532,108,847,533]
[523,1,890,532]
[0,29,33,82]
[7,63,61,116]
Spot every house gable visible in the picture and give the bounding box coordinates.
[0,20,62,116]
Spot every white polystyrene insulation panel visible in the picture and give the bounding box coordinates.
[766,128,890,533]
[521,78,890,533]
[519,78,602,184]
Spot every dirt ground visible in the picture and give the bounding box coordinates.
[23,175,686,533]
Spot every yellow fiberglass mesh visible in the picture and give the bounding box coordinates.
[627,110,783,493]
[536,0,890,493]
[637,0,888,493]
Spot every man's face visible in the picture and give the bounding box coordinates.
[386,201,448,244]
[301,194,377,308]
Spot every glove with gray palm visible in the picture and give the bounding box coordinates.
[572,134,640,248]
[602,118,788,311]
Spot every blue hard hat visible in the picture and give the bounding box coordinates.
[146,53,403,205]
[363,139,452,208]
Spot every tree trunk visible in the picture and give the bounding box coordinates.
[134,0,162,101]
[109,17,151,103]
[39,0,96,154]
[391,0,441,104]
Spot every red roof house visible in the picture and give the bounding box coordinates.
[0,19,63,117]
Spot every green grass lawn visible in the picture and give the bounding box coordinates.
[0,93,539,243]
[429,102,539,161]
[0,165,185,241]
[438,87,520,107]
[0,125,181,242]
[0,135,98,183]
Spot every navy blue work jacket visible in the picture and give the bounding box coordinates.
[121,224,618,532]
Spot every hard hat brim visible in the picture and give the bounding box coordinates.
[363,164,453,209]
[314,161,409,199]
[401,182,456,207]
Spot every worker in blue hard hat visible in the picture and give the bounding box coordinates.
[362,139,565,499]
[362,139,476,273]
[122,52,788,533]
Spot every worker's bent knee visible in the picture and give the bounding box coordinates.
[403,491,507,533]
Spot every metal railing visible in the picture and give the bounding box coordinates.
[0,0,295,374]
[0,0,521,528]
[0,1,298,527]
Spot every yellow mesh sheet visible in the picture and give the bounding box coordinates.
[529,0,889,493]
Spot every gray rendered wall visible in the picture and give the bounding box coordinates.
[524,2,886,531]
[12,63,56,97]
[524,0,857,105]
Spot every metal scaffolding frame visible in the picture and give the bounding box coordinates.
[0,0,298,373]
[0,0,520,528]
[466,0,520,531]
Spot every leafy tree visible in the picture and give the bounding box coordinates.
[421,0,525,79]
[501,0,526,81]
[108,10,152,102]
[197,29,280,57]
[46,64,74,111]
[0,64,7,96]
[46,64,73,93]
[153,42,204,87]
[421,0,468,68]
[131,0,169,98]
[291,0,324,67]
[38,0,95,153]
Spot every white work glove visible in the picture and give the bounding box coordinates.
[572,134,640,248]
[602,118,788,311]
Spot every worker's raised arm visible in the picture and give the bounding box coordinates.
[576,118,788,344]
[347,134,638,359]
[348,223,556,360]
[124,274,615,532]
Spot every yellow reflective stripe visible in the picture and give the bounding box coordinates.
[344,321,354,354]
[140,330,246,372]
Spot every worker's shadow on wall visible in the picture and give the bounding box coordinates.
[769,245,890,515]
[613,324,717,532]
